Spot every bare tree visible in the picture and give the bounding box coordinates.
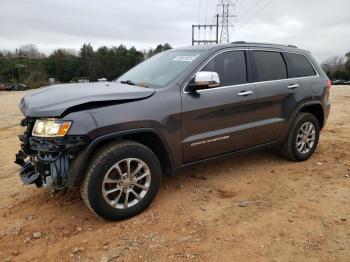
[321,56,345,74]
[18,44,43,58]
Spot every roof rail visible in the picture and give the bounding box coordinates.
[231,41,247,44]
[230,41,298,48]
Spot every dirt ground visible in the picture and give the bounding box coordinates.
[0,87,349,262]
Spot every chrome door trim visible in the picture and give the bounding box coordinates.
[237,90,254,96]
[182,48,320,94]
[288,83,300,89]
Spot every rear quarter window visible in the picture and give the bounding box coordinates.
[284,53,316,78]
[253,51,287,82]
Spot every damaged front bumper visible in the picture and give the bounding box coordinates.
[15,117,88,190]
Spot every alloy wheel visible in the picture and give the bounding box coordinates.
[296,121,316,154]
[102,158,151,209]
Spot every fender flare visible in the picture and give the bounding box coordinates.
[284,100,325,139]
[66,128,173,188]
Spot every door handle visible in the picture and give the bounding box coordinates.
[288,84,300,89]
[238,90,254,96]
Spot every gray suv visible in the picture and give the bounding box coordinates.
[16,42,331,220]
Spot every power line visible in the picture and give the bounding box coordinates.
[198,0,202,24]
[238,0,264,22]
[204,0,209,39]
[238,0,273,28]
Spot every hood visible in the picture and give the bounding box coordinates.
[20,82,155,117]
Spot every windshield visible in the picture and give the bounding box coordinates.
[117,50,204,88]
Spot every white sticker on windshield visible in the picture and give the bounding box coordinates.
[173,55,199,62]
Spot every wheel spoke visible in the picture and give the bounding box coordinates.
[103,187,120,197]
[113,190,123,205]
[132,163,144,176]
[130,189,142,201]
[308,124,313,133]
[305,142,310,149]
[297,142,304,151]
[302,143,307,153]
[104,177,120,184]
[113,164,123,177]
[126,159,131,176]
[123,191,130,208]
[134,183,148,190]
[309,131,315,137]
[136,171,150,181]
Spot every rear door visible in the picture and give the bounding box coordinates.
[283,52,319,99]
[252,50,302,144]
[181,50,257,162]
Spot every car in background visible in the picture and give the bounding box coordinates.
[5,83,29,91]
[78,78,90,83]
[0,83,5,91]
[332,80,347,85]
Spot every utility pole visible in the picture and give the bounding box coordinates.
[15,49,26,83]
[192,14,219,45]
[217,0,237,44]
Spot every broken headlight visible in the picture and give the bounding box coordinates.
[32,119,72,137]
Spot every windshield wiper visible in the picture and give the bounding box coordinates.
[120,80,136,86]
[120,79,148,88]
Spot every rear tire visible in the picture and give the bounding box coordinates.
[80,140,161,221]
[281,113,320,161]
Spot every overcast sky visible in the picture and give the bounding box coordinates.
[0,0,349,62]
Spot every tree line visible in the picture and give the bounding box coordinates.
[0,43,172,88]
[321,51,350,80]
[1,44,349,88]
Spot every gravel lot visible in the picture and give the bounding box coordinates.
[0,87,349,261]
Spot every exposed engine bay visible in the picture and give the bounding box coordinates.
[15,117,87,190]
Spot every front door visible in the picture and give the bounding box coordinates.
[181,50,257,162]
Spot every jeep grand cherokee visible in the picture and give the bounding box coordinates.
[16,42,331,220]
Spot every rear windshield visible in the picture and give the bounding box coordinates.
[117,50,204,88]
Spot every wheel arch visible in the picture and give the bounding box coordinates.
[298,102,325,130]
[66,128,173,188]
[281,101,325,143]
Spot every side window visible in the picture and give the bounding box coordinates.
[284,53,316,78]
[201,51,247,86]
[254,51,287,81]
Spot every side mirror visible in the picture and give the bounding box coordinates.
[187,71,220,93]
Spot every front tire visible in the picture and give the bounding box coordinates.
[281,113,320,161]
[80,140,161,221]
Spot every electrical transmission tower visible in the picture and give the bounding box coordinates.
[191,0,237,45]
[192,14,219,45]
[217,0,237,44]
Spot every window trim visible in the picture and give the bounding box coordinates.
[200,49,248,87]
[182,48,319,94]
[252,50,288,82]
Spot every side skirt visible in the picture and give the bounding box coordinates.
[173,141,280,173]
